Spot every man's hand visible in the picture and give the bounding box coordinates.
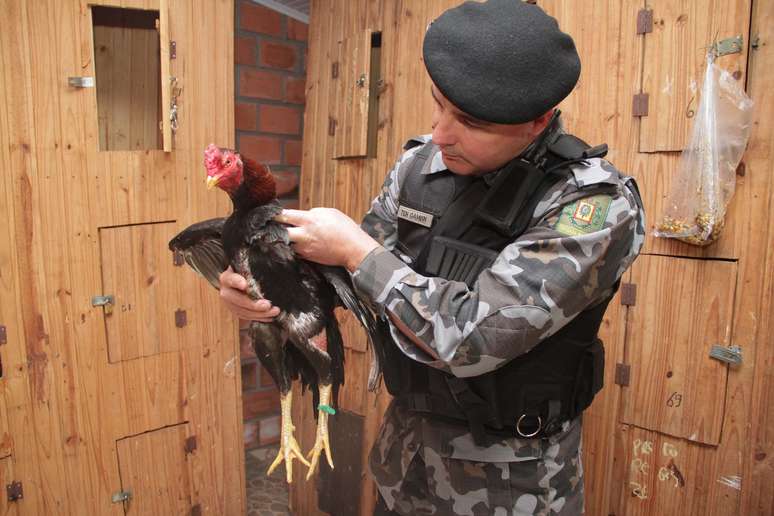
[276,208,380,272]
[218,267,280,322]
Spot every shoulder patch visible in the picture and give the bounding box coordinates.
[554,195,613,236]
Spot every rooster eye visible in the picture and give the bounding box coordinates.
[225,159,231,166]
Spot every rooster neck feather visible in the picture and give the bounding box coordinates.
[232,158,277,210]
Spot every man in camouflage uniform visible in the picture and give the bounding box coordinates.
[219,1,645,514]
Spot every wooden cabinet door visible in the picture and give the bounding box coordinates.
[618,255,741,514]
[621,255,736,445]
[116,423,196,515]
[638,0,751,152]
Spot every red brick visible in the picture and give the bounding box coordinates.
[239,1,282,36]
[287,18,309,41]
[239,134,282,164]
[259,105,301,135]
[243,388,280,419]
[272,170,299,197]
[260,366,275,387]
[241,361,258,390]
[239,69,282,99]
[285,76,306,104]
[235,35,257,65]
[284,140,303,166]
[243,419,259,449]
[235,102,257,131]
[259,41,297,70]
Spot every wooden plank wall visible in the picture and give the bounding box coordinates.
[295,1,774,515]
[0,1,243,514]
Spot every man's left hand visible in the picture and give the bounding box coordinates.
[276,208,380,272]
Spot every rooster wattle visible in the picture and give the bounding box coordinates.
[169,145,383,482]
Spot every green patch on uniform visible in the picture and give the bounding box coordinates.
[554,195,613,236]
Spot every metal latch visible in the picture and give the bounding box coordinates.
[111,489,132,504]
[92,295,115,315]
[68,76,95,88]
[709,345,742,365]
[712,36,743,58]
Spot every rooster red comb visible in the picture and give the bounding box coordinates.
[204,143,222,173]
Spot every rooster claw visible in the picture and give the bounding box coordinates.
[267,433,310,483]
[267,390,311,483]
[305,384,335,480]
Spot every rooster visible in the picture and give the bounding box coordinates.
[169,145,382,482]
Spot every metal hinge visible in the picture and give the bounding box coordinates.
[184,435,198,454]
[331,62,339,79]
[0,325,6,345]
[712,35,743,58]
[175,309,188,328]
[710,345,742,365]
[615,363,631,386]
[636,9,653,34]
[6,481,23,502]
[170,41,177,59]
[112,489,132,504]
[620,283,637,306]
[632,94,649,117]
[92,295,115,315]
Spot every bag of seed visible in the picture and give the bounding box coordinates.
[655,53,754,246]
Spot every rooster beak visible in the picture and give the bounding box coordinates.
[206,175,219,190]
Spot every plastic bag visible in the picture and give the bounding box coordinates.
[655,53,754,246]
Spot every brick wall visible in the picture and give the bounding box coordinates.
[235,0,308,450]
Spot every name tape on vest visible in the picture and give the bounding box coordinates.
[398,205,434,228]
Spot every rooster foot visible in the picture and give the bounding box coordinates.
[306,383,335,480]
[267,390,310,483]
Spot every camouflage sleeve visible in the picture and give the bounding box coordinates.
[352,173,645,378]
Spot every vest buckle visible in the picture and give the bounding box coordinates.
[516,414,542,438]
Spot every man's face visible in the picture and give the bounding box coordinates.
[430,85,552,176]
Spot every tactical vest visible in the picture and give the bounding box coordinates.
[382,122,620,444]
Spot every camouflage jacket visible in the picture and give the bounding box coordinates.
[353,131,645,514]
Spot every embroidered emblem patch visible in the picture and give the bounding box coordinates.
[554,195,613,236]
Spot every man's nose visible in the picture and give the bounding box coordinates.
[431,113,455,147]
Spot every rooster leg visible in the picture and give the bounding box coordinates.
[267,388,310,483]
[306,382,334,480]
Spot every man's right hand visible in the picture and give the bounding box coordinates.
[218,267,280,322]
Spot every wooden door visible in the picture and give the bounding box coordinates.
[116,423,196,515]
[0,1,243,514]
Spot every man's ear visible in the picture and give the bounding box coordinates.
[533,109,555,135]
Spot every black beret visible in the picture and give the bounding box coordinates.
[423,0,581,124]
